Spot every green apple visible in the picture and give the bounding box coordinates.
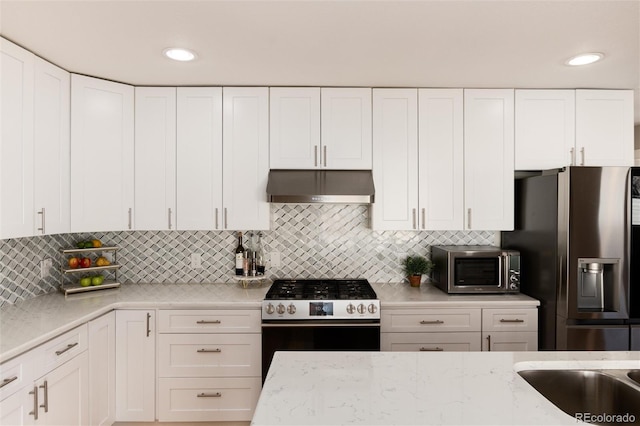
[91,275,104,286]
[79,277,92,287]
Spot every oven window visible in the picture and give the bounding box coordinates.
[454,258,499,286]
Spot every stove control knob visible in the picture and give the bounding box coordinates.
[346,304,356,314]
[287,304,296,315]
[357,304,366,314]
[368,304,378,314]
[265,303,275,315]
[276,304,286,315]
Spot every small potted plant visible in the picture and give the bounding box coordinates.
[402,255,435,287]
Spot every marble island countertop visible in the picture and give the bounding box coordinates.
[252,351,640,426]
[0,281,538,363]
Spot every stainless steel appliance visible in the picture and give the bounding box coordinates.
[502,166,635,350]
[261,279,380,381]
[431,246,521,294]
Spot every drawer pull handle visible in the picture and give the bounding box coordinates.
[419,347,444,352]
[197,348,222,353]
[499,319,524,323]
[196,320,221,324]
[420,320,444,325]
[0,376,18,388]
[29,386,38,420]
[55,342,78,356]
[39,380,49,413]
[197,392,222,398]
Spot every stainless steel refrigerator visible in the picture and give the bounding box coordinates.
[502,166,637,350]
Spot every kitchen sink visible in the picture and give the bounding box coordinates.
[627,370,640,386]
[518,369,640,425]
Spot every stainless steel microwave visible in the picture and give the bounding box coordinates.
[431,246,520,294]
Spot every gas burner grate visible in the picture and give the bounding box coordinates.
[265,279,377,301]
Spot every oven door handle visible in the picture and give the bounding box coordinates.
[262,322,380,328]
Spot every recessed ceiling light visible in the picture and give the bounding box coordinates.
[565,53,604,66]
[163,47,197,62]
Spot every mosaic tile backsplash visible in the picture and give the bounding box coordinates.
[0,204,498,307]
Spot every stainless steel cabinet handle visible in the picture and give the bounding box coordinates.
[55,342,78,356]
[197,348,222,353]
[29,386,38,420]
[197,392,222,398]
[39,380,48,413]
[419,347,444,352]
[314,145,318,167]
[499,318,524,323]
[412,208,417,229]
[323,146,327,167]
[0,376,18,388]
[128,208,132,230]
[215,208,219,230]
[37,208,45,234]
[580,147,585,166]
[421,208,426,229]
[486,334,491,351]
[224,208,228,229]
[146,312,151,337]
[420,320,444,325]
[196,320,221,324]
[168,208,172,230]
[467,208,472,229]
[570,147,575,166]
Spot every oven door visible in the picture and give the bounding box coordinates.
[261,321,380,382]
[450,253,503,293]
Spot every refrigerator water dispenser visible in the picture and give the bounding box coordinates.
[577,258,619,312]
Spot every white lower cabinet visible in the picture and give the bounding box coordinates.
[381,308,481,352]
[157,309,262,422]
[0,351,36,426]
[381,307,538,352]
[115,310,156,422]
[482,308,538,352]
[88,311,115,426]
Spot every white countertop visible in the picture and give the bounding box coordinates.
[252,351,640,426]
[0,281,538,363]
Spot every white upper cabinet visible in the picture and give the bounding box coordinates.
[321,88,372,169]
[34,57,70,236]
[515,90,575,170]
[270,87,372,169]
[135,87,177,231]
[372,89,418,230]
[223,87,270,231]
[269,87,320,169]
[418,89,464,230]
[70,74,134,232]
[176,87,223,231]
[1,38,35,239]
[575,89,634,166]
[464,89,514,231]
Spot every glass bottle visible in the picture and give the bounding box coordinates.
[235,232,245,276]
[255,232,265,275]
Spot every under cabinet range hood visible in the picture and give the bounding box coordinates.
[266,170,375,203]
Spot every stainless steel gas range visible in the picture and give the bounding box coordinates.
[261,279,380,381]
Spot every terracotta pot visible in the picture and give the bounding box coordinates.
[408,274,422,287]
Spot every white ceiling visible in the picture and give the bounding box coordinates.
[1,0,639,122]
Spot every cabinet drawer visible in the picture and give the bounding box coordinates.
[381,332,481,352]
[158,309,261,333]
[483,331,538,351]
[35,324,88,378]
[158,334,261,377]
[158,377,261,422]
[0,351,35,401]
[381,309,481,332]
[482,308,538,332]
